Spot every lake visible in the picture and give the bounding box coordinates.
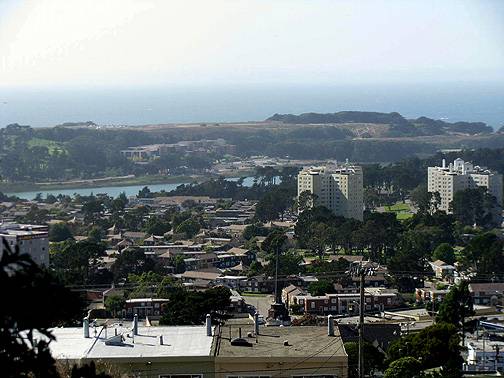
[6,176,257,200]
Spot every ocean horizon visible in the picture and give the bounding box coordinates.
[0,83,503,129]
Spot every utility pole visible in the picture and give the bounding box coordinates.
[359,271,365,378]
[349,262,376,378]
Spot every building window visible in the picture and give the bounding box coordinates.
[160,375,203,378]
[292,375,336,378]
[228,376,271,378]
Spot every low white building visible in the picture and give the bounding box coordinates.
[34,319,215,377]
[465,337,504,373]
[0,223,49,266]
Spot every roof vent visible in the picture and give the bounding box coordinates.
[283,340,289,346]
[105,334,124,346]
[230,338,253,347]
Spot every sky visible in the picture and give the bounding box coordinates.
[0,0,503,88]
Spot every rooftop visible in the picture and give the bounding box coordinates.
[37,325,214,361]
[215,319,346,358]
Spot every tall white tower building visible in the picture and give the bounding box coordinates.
[427,158,503,213]
[297,163,364,221]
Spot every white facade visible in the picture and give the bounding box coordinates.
[427,158,503,213]
[465,338,504,373]
[0,223,49,266]
[297,163,364,221]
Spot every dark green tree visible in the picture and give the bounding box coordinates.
[436,282,474,329]
[345,341,385,378]
[104,295,125,317]
[384,357,422,378]
[0,238,84,378]
[159,286,231,325]
[111,248,158,282]
[48,222,73,242]
[432,243,455,265]
[175,218,201,239]
[308,279,333,296]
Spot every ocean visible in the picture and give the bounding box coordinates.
[0,83,503,128]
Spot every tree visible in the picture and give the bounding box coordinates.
[242,223,269,240]
[159,286,231,325]
[297,190,317,213]
[436,282,474,328]
[308,280,333,296]
[264,249,304,277]
[386,323,462,376]
[50,240,107,285]
[111,248,157,282]
[87,226,104,244]
[345,341,385,378]
[0,238,84,378]
[255,187,293,222]
[384,357,422,378]
[137,186,153,198]
[105,295,125,317]
[175,218,201,239]
[432,243,455,265]
[143,216,171,236]
[460,232,504,278]
[410,184,440,215]
[307,222,329,260]
[451,188,499,228]
[48,222,73,242]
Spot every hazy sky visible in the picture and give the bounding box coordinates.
[0,0,503,88]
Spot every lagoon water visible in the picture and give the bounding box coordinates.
[7,177,256,200]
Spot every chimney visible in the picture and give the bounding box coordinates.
[206,314,212,336]
[328,315,334,336]
[133,314,138,336]
[442,159,446,169]
[159,335,163,345]
[83,317,90,338]
[254,312,259,335]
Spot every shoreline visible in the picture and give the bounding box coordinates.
[0,174,198,194]
[0,171,256,195]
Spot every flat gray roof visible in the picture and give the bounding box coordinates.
[39,325,214,360]
[216,319,346,358]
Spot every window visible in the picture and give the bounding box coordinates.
[160,375,203,378]
[228,376,270,378]
[292,375,336,378]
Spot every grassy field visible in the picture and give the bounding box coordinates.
[384,203,410,212]
[28,138,66,154]
[384,202,414,220]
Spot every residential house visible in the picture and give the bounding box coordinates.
[469,283,504,306]
[124,298,169,319]
[430,260,456,279]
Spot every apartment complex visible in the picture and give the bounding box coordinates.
[297,163,364,220]
[427,158,503,213]
[0,223,49,266]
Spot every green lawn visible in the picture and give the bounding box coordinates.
[396,212,413,220]
[28,138,66,154]
[385,203,410,212]
[384,202,413,220]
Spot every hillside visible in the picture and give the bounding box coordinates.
[267,111,493,137]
